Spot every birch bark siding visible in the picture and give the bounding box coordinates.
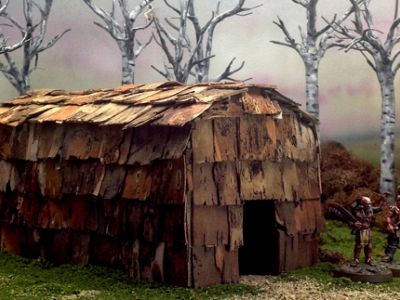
[331,0,400,200]
[0,82,322,287]
[0,0,69,95]
[83,0,154,84]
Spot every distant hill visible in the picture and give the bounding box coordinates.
[323,134,400,167]
[320,141,389,229]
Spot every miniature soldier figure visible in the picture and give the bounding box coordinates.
[382,187,400,262]
[350,196,384,266]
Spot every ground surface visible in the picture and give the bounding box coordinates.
[234,275,400,300]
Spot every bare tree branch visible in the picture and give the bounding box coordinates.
[153,0,257,83]
[385,16,400,49]
[0,0,9,15]
[163,0,180,15]
[359,49,377,71]
[37,28,71,53]
[316,14,336,37]
[83,0,121,29]
[83,0,154,84]
[292,0,309,7]
[270,0,365,136]
[213,57,245,82]
[2,13,25,32]
[132,17,153,31]
[153,20,176,67]
[393,49,400,64]
[164,17,180,32]
[0,0,69,94]
[150,64,172,80]
[0,36,28,54]
[272,17,299,52]
[134,35,153,57]
[0,0,30,54]
[394,61,400,75]
[333,0,388,62]
[129,0,153,21]
[270,40,297,49]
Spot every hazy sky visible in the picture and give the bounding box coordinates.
[0,0,399,141]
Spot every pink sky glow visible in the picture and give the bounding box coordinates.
[0,0,399,141]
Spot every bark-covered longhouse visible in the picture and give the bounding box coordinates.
[0,81,323,287]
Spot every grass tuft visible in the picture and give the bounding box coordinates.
[283,220,400,292]
[0,252,260,299]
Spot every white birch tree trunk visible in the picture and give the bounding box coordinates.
[120,41,135,85]
[328,0,400,200]
[304,59,319,119]
[377,65,396,198]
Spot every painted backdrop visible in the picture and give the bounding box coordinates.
[0,0,399,143]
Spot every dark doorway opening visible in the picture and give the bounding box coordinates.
[239,200,279,275]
